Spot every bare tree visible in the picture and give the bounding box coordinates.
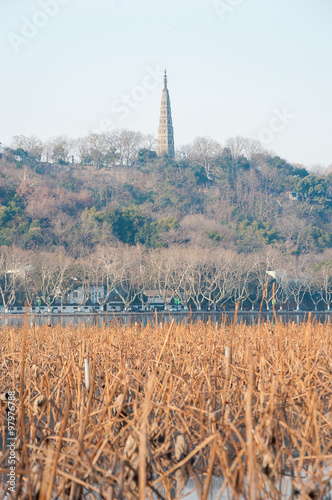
[148,248,177,310]
[87,245,120,311]
[0,246,29,312]
[21,253,40,308]
[204,250,236,310]
[45,136,71,163]
[253,250,284,310]
[74,137,92,166]
[11,135,44,161]
[36,252,74,311]
[231,254,254,310]
[137,253,155,311]
[85,133,117,168]
[171,247,210,311]
[117,130,144,167]
[69,257,93,311]
[307,260,323,311]
[243,138,264,169]
[225,136,247,168]
[285,255,310,311]
[315,252,332,310]
[166,247,195,310]
[143,134,157,151]
[114,245,146,311]
[188,137,222,180]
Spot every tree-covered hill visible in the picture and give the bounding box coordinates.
[0,132,331,257]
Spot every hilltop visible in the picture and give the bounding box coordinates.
[0,132,331,257]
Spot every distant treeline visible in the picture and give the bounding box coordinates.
[1,244,332,312]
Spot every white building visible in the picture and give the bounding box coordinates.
[68,286,105,305]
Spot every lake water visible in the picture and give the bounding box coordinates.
[177,472,332,499]
[0,310,331,327]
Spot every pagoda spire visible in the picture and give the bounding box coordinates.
[157,70,175,158]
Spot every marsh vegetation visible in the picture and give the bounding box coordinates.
[1,315,332,499]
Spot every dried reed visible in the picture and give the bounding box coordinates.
[0,318,331,499]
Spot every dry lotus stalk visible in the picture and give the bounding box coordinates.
[124,434,137,460]
[33,394,47,414]
[0,320,331,499]
[175,466,189,493]
[175,434,187,462]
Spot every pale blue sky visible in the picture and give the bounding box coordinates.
[1,0,331,167]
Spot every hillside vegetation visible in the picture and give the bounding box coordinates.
[0,132,332,311]
[0,132,331,256]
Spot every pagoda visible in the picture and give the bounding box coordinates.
[157,70,175,158]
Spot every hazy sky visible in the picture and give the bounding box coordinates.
[1,0,331,168]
